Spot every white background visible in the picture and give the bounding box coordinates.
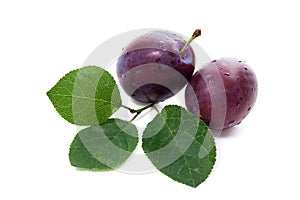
[1,0,299,199]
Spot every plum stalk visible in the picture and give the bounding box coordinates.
[121,103,155,122]
[179,29,201,57]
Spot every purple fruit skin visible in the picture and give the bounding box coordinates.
[185,58,258,130]
[117,31,195,103]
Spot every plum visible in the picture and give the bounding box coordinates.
[117,30,200,103]
[185,58,258,130]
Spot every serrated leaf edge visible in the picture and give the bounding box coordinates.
[46,66,122,125]
[142,105,217,188]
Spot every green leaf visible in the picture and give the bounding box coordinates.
[69,119,138,170]
[142,105,216,187]
[47,66,121,125]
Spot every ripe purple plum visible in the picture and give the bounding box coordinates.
[117,30,201,103]
[185,58,258,130]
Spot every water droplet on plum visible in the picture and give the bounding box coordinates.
[117,30,196,103]
[135,69,142,74]
[141,35,149,39]
[185,57,257,130]
[159,41,166,51]
[151,68,157,74]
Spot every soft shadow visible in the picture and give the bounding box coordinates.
[212,126,241,138]
[131,99,150,106]
[75,167,113,172]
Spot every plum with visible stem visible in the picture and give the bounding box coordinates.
[117,29,201,103]
[185,58,258,130]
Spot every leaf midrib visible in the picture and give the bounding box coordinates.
[157,109,201,155]
[157,108,204,186]
[50,93,122,107]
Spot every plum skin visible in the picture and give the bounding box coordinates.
[185,58,258,130]
[117,31,195,103]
